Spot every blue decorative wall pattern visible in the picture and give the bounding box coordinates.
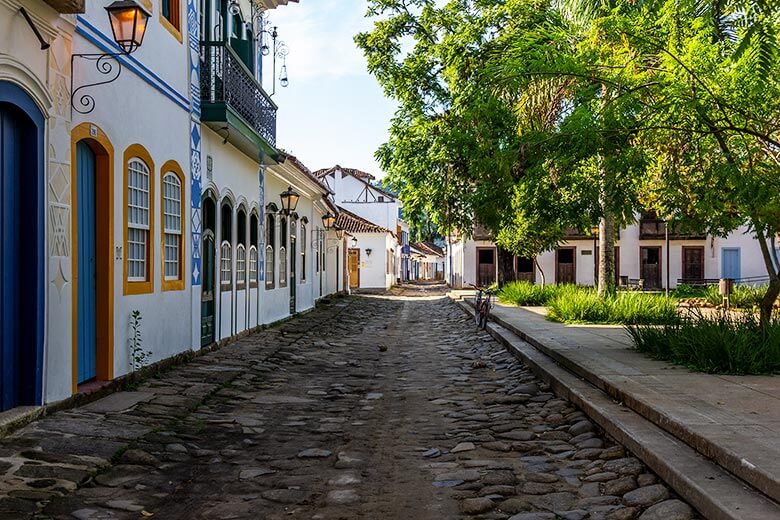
[188,0,202,286]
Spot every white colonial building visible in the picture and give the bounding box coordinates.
[0,0,349,417]
[447,216,768,290]
[315,165,410,289]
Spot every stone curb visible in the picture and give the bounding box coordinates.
[469,300,780,507]
[454,298,780,520]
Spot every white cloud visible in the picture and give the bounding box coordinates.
[265,0,373,81]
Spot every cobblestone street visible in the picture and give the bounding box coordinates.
[1,293,695,520]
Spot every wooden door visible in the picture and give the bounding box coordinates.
[682,246,704,282]
[556,247,576,284]
[516,256,535,283]
[0,100,42,410]
[641,246,661,289]
[721,248,740,280]
[201,231,216,346]
[289,223,296,314]
[348,248,360,288]
[477,248,496,286]
[76,141,97,383]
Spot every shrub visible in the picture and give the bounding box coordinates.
[627,311,780,374]
[548,288,679,325]
[498,281,559,306]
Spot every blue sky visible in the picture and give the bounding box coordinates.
[263,0,398,178]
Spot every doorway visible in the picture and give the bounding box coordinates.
[476,248,496,287]
[0,85,45,411]
[348,248,360,288]
[682,246,704,282]
[641,246,662,289]
[289,221,297,314]
[556,247,576,284]
[722,248,741,281]
[516,256,535,283]
[201,195,216,346]
[76,142,97,383]
[71,124,114,392]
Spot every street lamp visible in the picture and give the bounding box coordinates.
[279,186,300,215]
[322,213,336,230]
[71,0,151,115]
[335,226,345,240]
[591,225,599,288]
[350,236,358,248]
[105,0,151,54]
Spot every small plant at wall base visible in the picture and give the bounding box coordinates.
[129,310,152,371]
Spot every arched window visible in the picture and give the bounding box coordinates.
[127,157,151,285]
[250,212,259,287]
[220,201,233,291]
[162,169,183,290]
[236,244,246,287]
[265,212,275,289]
[300,223,307,282]
[236,207,247,289]
[249,246,258,285]
[315,227,320,273]
[279,216,288,288]
[220,242,232,289]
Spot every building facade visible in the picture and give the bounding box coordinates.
[316,165,408,289]
[447,218,768,290]
[0,0,348,415]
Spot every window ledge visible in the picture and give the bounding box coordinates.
[124,280,153,296]
[162,279,184,292]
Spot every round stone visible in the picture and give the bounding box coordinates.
[622,484,670,507]
[638,499,695,520]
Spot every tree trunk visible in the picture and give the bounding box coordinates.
[754,224,780,329]
[496,246,515,288]
[535,258,546,288]
[760,279,780,329]
[597,213,616,298]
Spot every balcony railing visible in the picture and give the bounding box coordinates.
[200,42,277,147]
[639,219,705,240]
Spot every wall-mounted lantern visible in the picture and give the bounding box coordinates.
[322,213,336,230]
[335,226,344,240]
[71,0,151,115]
[365,248,372,257]
[106,0,151,54]
[350,236,358,248]
[279,186,300,215]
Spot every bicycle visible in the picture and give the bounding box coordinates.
[470,284,494,330]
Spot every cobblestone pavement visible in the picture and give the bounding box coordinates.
[0,294,698,520]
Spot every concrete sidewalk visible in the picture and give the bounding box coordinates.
[482,302,780,507]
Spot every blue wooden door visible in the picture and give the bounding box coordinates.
[76,141,97,383]
[721,248,741,281]
[0,104,21,410]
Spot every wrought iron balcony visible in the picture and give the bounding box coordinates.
[200,42,277,149]
[639,219,706,240]
[563,227,592,240]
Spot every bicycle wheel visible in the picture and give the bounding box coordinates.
[476,303,487,330]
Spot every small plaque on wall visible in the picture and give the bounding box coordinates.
[582,250,593,255]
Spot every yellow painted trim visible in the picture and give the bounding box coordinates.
[138,0,153,11]
[159,0,183,43]
[123,144,156,296]
[160,159,186,292]
[71,123,115,394]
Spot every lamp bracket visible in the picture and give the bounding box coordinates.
[71,53,123,116]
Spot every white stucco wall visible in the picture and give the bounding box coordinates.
[72,2,193,392]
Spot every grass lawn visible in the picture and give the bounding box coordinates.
[498,282,678,325]
[497,281,780,374]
